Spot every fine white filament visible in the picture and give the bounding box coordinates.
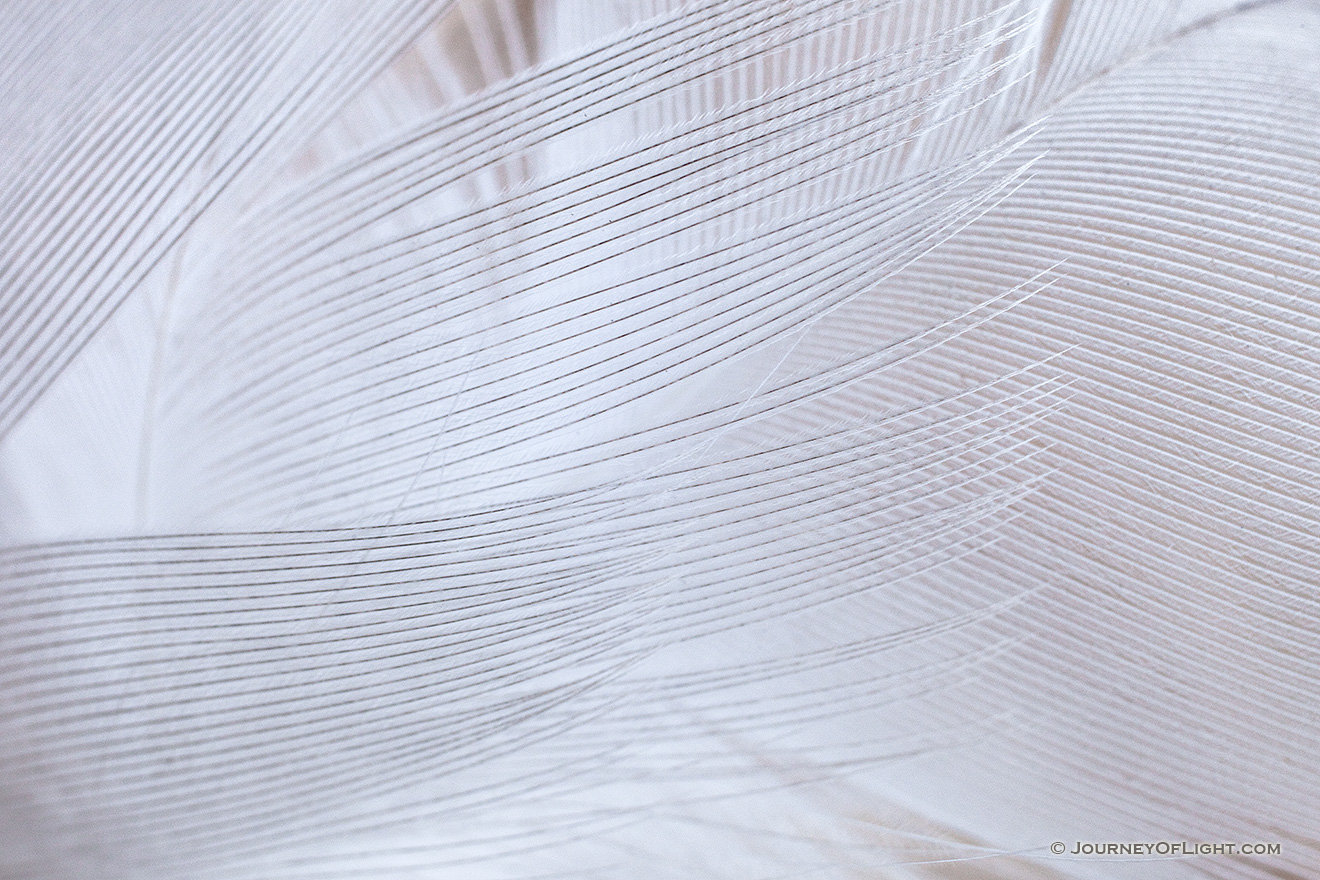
[0,1,1317,878]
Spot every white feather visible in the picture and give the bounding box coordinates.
[1,1,1317,878]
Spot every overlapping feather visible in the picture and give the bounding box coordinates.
[1,1,1318,878]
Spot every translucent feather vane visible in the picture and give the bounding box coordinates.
[0,1,1317,878]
